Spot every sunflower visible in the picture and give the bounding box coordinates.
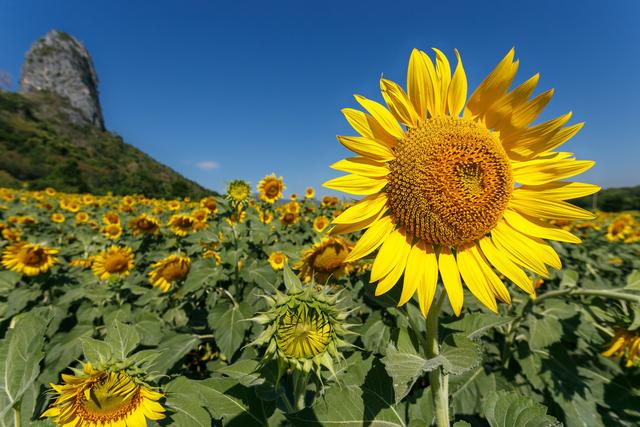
[258,208,274,224]
[280,211,299,227]
[168,214,197,236]
[167,200,182,211]
[313,216,330,233]
[324,48,598,316]
[2,227,22,242]
[258,174,285,204]
[226,179,252,204]
[148,255,191,292]
[92,246,135,280]
[268,251,288,270]
[51,213,65,223]
[602,329,640,368]
[203,250,222,265]
[200,196,218,214]
[102,223,123,240]
[75,211,90,224]
[321,196,338,207]
[606,214,633,242]
[290,193,298,201]
[294,237,354,283]
[305,187,315,199]
[1,242,58,276]
[191,207,209,223]
[128,213,160,236]
[42,362,165,425]
[102,211,121,225]
[69,256,94,269]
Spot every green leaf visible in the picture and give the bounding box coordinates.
[560,269,579,288]
[148,333,199,374]
[483,390,560,427]
[382,344,443,403]
[453,422,472,427]
[625,270,640,290]
[446,313,514,339]
[440,334,480,375]
[361,314,391,355]
[0,271,20,294]
[528,315,563,350]
[450,367,497,415]
[208,301,252,358]
[81,337,113,365]
[282,262,300,290]
[105,320,140,360]
[0,308,54,418]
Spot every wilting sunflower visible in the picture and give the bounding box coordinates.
[602,329,640,368]
[129,213,160,236]
[102,223,123,240]
[313,216,330,233]
[148,255,191,292]
[258,174,285,204]
[226,179,252,204]
[305,187,315,199]
[42,362,165,425]
[168,214,197,236]
[1,242,58,276]
[294,237,354,283]
[268,251,288,270]
[92,246,135,280]
[324,48,598,316]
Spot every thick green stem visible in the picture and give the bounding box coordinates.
[13,402,21,427]
[291,371,309,411]
[425,291,449,427]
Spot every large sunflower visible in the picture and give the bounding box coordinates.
[92,246,135,280]
[1,242,58,276]
[258,173,285,203]
[148,254,191,292]
[42,362,165,425]
[324,48,598,316]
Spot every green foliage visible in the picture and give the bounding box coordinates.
[573,185,640,212]
[483,390,559,427]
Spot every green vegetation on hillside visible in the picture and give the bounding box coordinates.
[0,90,211,198]
[573,186,640,212]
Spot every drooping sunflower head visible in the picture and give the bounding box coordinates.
[252,271,352,379]
[268,251,288,270]
[42,362,165,426]
[168,214,197,236]
[313,216,330,233]
[258,173,285,204]
[92,245,135,280]
[148,255,191,293]
[1,242,58,276]
[226,179,252,204]
[294,236,354,283]
[128,213,160,236]
[325,48,599,316]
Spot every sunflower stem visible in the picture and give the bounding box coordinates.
[13,402,20,427]
[425,290,450,427]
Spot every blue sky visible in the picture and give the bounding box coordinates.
[1,0,639,196]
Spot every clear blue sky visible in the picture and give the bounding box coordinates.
[1,0,639,195]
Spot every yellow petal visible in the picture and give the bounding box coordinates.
[468,244,511,304]
[515,181,600,200]
[485,73,539,131]
[337,135,395,161]
[509,191,595,220]
[400,241,438,316]
[510,89,554,129]
[456,245,498,312]
[329,210,383,235]
[323,174,387,195]
[503,209,581,243]
[371,228,411,282]
[433,48,451,116]
[512,157,595,186]
[380,78,420,126]
[332,192,387,225]
[344,216,395,262]
[354,95,404,140]
[479,236,534,295]
[407,48,428,119]
[438,247,463,316]
[447,49,467,117]
[491,220,550,277]
[375,243,410,296]
[330,157,389,178]
[341,108,397,147]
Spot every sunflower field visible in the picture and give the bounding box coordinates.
[1,48,640,427]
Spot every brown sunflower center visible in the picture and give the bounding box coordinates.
[387,117,512,247]
[103,253,130,273]
[76,374,142,421]
[265,182,280,197]
[160,261,188,282]
[20,247,46,266]
[313,245,347,272]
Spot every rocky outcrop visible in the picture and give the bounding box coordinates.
[19,30,104,129]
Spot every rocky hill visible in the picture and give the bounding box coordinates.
[0,30,210,199]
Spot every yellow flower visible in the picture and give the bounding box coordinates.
[268,251,288,270]
[324,48,598,316]
[102,223,123,240]
[191,207,209,223]
[69,256,94,269]
[75,211,90,224]
[1,228,22,243]
[51,213,65,223]
[294,237,354,283]
[45,187,56,196]
[313,216,330,233]
[203,250,222,265]
[276,307,332,359]
[200,196,218,214]
[129,214,160,236]
[226,180,252,204]
[602,329,640,368]
[148,255,191,292]
[290,193,298,201]
[279,211,299,227]
[258,209,274,224]
[123,195,135,206]
[168,214,197,236]
[102,211,121,225]
[606,214,633,241]
[321,196,338,207]
[167,200,182,211]
[258,174,285,204]
[92,246,135,280]
[1,242,58,276]
[42,362,165,425]
[305,187,315,198]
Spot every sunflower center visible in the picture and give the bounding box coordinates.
[78,373,141,420]
[313,245,347,272]
[103,254,129,273]
[20,247,45,266]
[265,183,280,197]
[387,117,512,247]
[160,261,188,282]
